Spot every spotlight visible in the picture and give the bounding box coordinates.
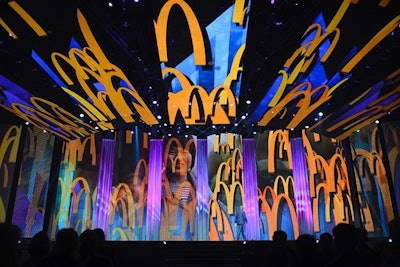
[163,240,167,245]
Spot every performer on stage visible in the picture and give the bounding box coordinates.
[235,205,247,240]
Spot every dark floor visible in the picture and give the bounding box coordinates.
[18,238,389,267]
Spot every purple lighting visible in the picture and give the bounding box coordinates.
[242,138,260,240]
[94,139,115,238]
[195,139,209,240]
[146,139,163,240]
[290,137,313,235]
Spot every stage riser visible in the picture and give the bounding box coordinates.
[164,241,243,267]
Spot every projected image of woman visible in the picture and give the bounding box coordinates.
[161,135,196,241]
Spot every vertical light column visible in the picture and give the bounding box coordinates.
[146,139,163,240]
[290,137,313,235]
[242,138,260,240]
[94,139,115,238]
[195,139,209,240]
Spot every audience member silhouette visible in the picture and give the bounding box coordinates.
[93,228,119,267]
[354,227,380,267]
[79,229,114,267]
[12,222,396,267]
[316,232,335,266]
[327,223,359,267]
[264,230,295,267]
[380,217,400,267]
[42,227,85,267]
[0,222,22,267]
[21,230,51,267]
[292,233,321,267]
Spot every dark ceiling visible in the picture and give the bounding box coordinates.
[0,0,399,141]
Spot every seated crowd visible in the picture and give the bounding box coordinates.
[1,218,399,267]
[262,218,400,267]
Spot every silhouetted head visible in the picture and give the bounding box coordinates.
[332,223,357,252]
[29,231,50,259]
[272,230,288,245]
[319,232,333,243]
[93,228,106,244]
[80,229,98,257]
[318,232,333,249]
[54,228,80,257]
[295,234,317,256]
[0,223,21,250]
[0,223,22,267]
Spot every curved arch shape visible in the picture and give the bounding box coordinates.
[210,85,237,118]
[154,0,206,65]
[270,194,299,240]
[109,183,135,227]
[208,198,234,240]
[187,87,206,123]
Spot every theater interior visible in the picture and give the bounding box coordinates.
[0,0,399,266]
